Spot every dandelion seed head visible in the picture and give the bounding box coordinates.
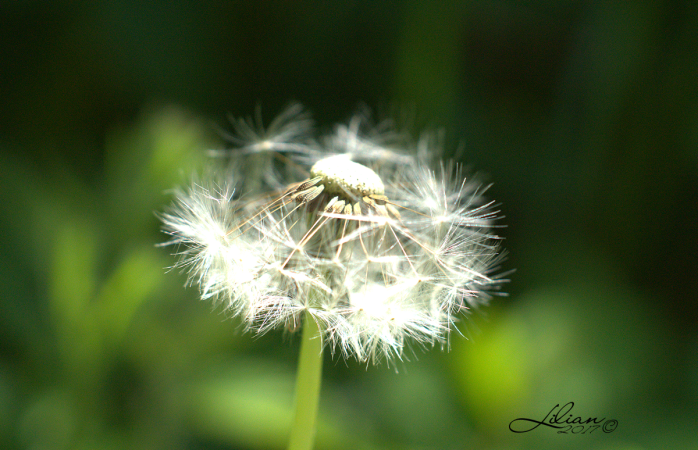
[161,104,508,364]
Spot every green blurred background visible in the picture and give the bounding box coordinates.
[1,1,697,449]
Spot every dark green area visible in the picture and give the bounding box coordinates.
[1,1,696,449]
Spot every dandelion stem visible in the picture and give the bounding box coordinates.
[287,311,323,450]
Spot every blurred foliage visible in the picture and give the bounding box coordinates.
[1,1,697,449]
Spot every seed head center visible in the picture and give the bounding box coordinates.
[310,155,385,198]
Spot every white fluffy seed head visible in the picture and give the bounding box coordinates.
[160,104,508,365]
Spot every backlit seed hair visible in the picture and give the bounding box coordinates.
[161,105,507,363]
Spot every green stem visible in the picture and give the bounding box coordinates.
[287,311,324,450]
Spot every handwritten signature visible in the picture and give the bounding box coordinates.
[509,402,618,434]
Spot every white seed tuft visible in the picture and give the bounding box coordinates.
[160,104,508,364]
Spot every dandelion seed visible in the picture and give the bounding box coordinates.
[160,104,507,364]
